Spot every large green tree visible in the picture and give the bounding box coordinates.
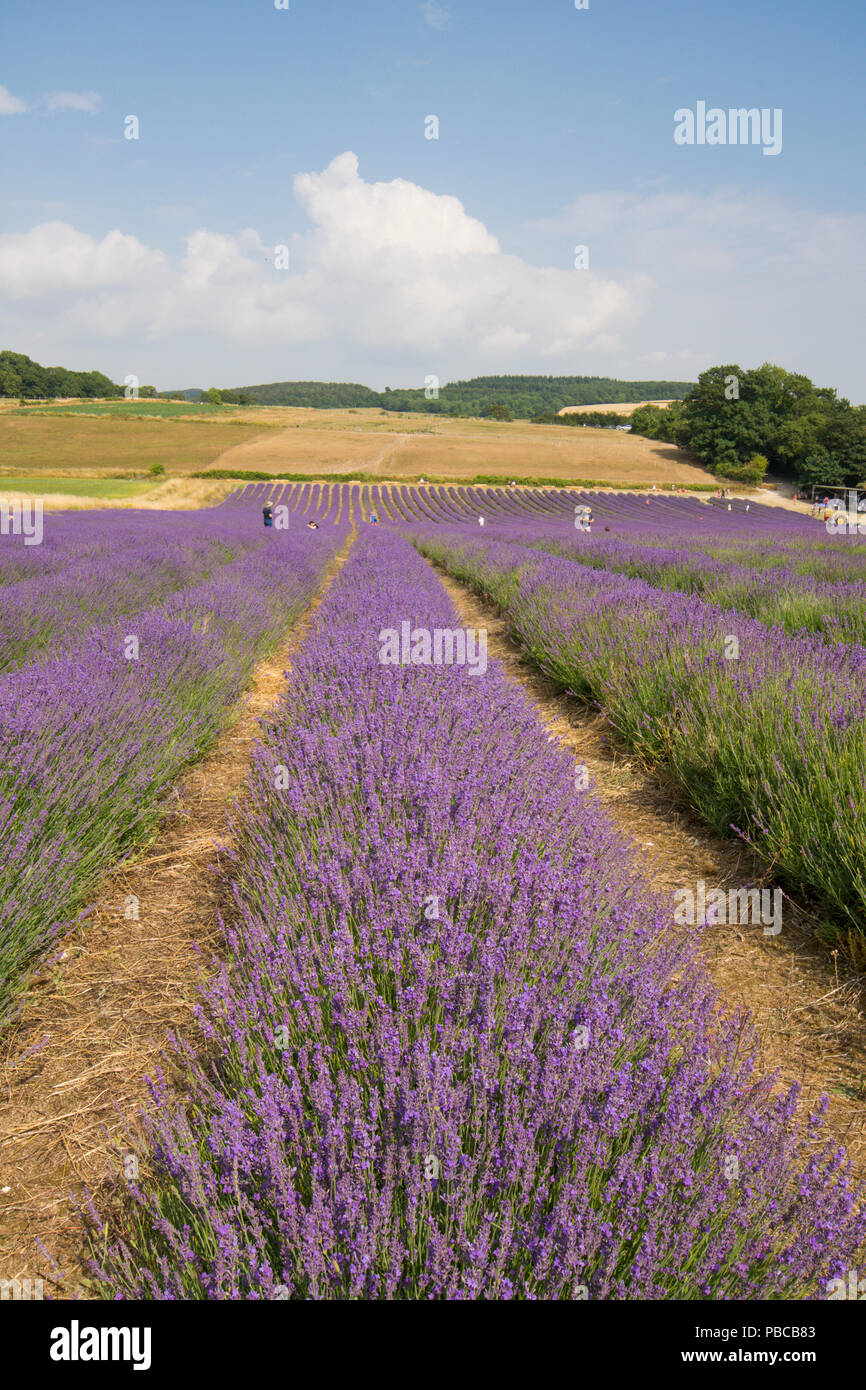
[643,362,866,484]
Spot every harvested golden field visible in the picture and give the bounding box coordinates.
[208,409,711,485]
[377,424,707,482]
[206,417,412,474]
[0,414,276,475]
[557,400,674,415]
[0,405,712,487]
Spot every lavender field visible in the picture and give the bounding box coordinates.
[3,484,866,1300]
[0,496,345,1021]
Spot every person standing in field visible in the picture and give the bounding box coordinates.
[478,515,485,527]
[263,504,273,527]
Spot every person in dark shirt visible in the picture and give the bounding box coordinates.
[263,504,273,527]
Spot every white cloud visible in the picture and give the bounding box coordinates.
[45,90,101,114]
[0,86,103,117]
[0,222,167,299]
[0,84,27,115]
[294,151,498,259]
[421,2,450,30]
[2,153,863,398]
[526,187,866,395]
[479,326,531,355]
[0,153,644,374]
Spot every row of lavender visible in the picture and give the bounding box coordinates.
[95,531,863,1299]
[0,508,344,1022]
[410,527,866,954]
[537,497,866,582]
[458,518,866,645]
[0,510,274,671]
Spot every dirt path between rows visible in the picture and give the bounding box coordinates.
[0,530,357,1299]
[430,560,866,1184]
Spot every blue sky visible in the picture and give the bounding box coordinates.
[1,0,864,398]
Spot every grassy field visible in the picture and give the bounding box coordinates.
[15,401,240,419]
[0,476,155,498]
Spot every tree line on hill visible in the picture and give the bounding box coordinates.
[193,374,693,418]
[625,364,866,487]
[0,356,690,420]
[0,350,120,400]
[530,410,634,429]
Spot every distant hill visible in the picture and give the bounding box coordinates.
[230,380,382,409]
[191,375,695,419]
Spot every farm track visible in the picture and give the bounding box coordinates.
[367,433,413,476]
[0,528,357,1299]
[427,558,866,1185]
